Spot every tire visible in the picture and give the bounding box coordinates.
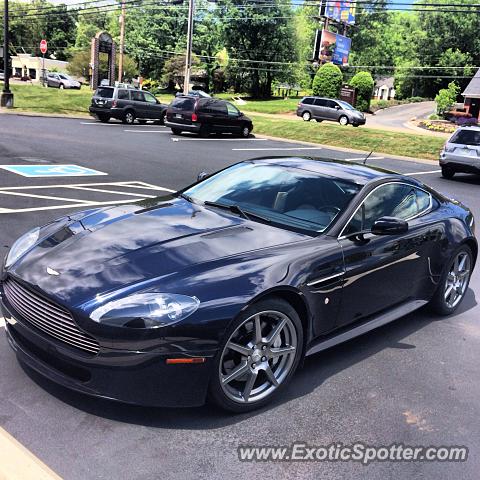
[441,166,455,179]
[138,119,147,125]
[97,114,110,123]
[302,111,311,122]
[240,124,251,138]
[208,297,303,413]
[339,115,349,126]
[59,84,64,90]
[171,128,182,135]
[122,110,135,125]
[429,245,473,315]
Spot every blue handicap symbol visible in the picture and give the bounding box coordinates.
[0,164,108,177]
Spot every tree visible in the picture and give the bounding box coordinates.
[218,0,297,97]
[312,63,343,98]
[349,71,374,112]
[435,81,460,115]
[162,54,201,90]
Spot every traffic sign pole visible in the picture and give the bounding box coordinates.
[39,39,47,87]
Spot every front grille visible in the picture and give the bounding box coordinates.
[3,278,100,355]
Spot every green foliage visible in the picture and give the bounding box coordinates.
[349,71,374,112]
[312,63,343,98]
[435,82,460,115]
[161,54,201,90]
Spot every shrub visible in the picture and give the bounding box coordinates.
[435,82,460,115]
[428,113,440,120]
[349,71,374,112]
[407,96,427,103]
[312,63,343,99]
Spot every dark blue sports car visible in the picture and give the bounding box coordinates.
[0,157,476,412]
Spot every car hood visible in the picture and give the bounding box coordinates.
[10,197,306,305]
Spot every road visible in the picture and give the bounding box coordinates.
[0,114,479,480]
[366,101,437,133]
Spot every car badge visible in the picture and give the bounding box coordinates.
[46,267,60,276]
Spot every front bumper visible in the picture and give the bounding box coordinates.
[1,296,215,407]
[352,117,366,126]
[164,120,201,133]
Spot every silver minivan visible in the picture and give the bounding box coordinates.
[440,126,480,179]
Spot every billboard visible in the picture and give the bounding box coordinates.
[325,0,356,25]
[314,30,351,66]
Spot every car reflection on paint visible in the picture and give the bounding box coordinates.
[0,157,476,412]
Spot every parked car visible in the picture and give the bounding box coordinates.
[89,86,167,124]
[165,95,253,137]
[296,96,366,127]
[46,72,81,90]
[1,157,476,412]
[175,90,211,98]
[440,126,480,179]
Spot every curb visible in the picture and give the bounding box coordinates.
[0,109,90,120]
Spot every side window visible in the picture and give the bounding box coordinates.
[210,101,228,115]
[144,92,158,104]
[326,100,338,109]
[226,102,240,116]
[131,91,145,102]
[302,97,314,105]
[314,98,327,107]
[117,89,129,100]
[342,184,432,236]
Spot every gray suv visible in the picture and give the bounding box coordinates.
[89,85,167,124]
[296,96,366,127]
[440,126,480,179]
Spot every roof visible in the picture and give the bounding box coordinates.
[249,157,397,186]
[463,68,480,97]
[375,76,395,88]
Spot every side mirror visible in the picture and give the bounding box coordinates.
[371,216,408,235]
[197,171,209,182]
[335,105,341,110]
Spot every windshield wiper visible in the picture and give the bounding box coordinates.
[179,192,194,203]
[203,201,271,223]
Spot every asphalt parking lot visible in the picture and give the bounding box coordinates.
[0,113,479,479]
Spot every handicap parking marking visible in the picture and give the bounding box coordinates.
[232,146,324,152]
[0,181,174,214]
[0,165,108,178]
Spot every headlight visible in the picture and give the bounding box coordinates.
[90,292,200,328]
[5,227,41,268]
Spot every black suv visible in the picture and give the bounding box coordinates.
[165,96,253,137]
[89,86,167,124]
[296,96,366,127]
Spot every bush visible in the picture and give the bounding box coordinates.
[407,96,427,103]
[312,63,343,98]
[428,113,440,120]
[349,71,374,112]
[435,82,460,115]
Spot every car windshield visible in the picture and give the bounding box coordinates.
[95,87,114,98]
[450,129,480,146]
[182,162,361,235]
[59,74,69,80]
[338,100,355,110]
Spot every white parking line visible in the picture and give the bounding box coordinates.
[80,122,122,126]
[343,156,385,161]
[403,170,441,176]
[232,147,324,151]
[0,190,93,203]
[66,185,156,198]
[173,137,268,142]
[124,130,170,133]
[0,317,5,328]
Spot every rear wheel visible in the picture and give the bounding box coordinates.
[97,114,110,123]
[339,115,348,126]
[122,110,135,125]
[441,166,455,179]
[429,245,473,315]
[209,298,303,413]
[171,128,182,135]
[302,111,311,122]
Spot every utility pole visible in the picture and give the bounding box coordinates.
[1,0,14,107]
[183,0,194,94]
[118,0,126,83]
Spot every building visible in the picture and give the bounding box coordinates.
[373,76,395,101]
[11,54,68,82]
[462,68,480,120]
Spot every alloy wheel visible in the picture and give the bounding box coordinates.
[125,112,135,124]
[302,112,311,121]
[444,251,471,308]
[339,115,348,126]
[219,310,297,404]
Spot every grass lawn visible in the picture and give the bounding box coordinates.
[250,114,445,161]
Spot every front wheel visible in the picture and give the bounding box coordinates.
[59,84,64,90]
[240,124,251,138]
[429,245,473,315]
[441,166,455,179]
[302,111,311,122]
[209,298,303,413]
[339,115,348,126]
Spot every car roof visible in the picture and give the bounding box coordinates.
[247,156,400,186]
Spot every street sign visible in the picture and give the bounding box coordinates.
[40,39,47,55]
[0,165,108,177]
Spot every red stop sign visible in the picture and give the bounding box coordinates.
[40,39,47,54]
